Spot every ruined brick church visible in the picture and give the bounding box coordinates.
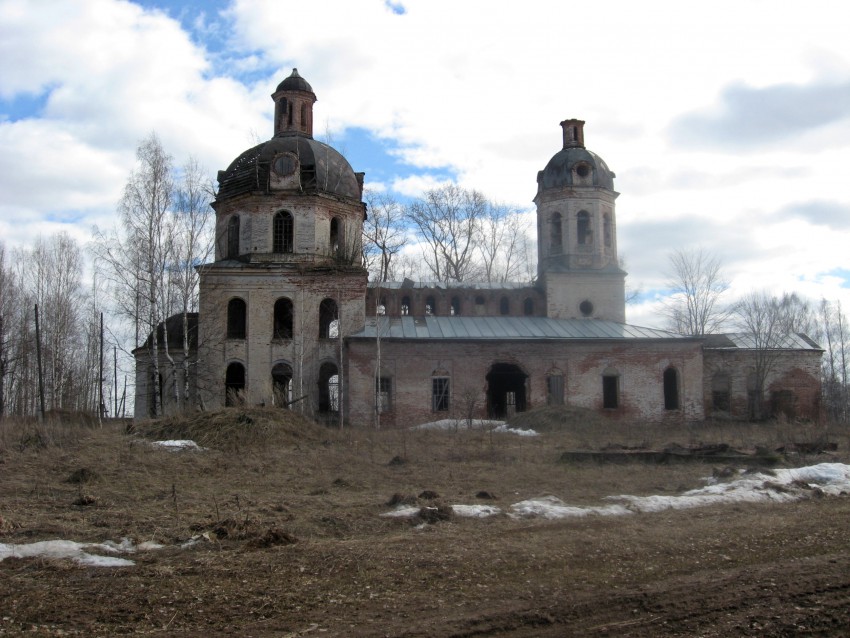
[134,70,822,424]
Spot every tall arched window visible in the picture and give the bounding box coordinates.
[225,362,245,406]
[499,296,510,315]
[450,297,461,316]
[425,296,436,316]
[330,217,340,254]
[550,212,563,254]
[401,296,411,316]
[663,367,680,410]
[319,362,339,413]
[272,362,293,408]
[603,213,612,248]
[273,297,293,339]
[577,211,591,245]
[319,298,338,338]
[273,211,294,253]
[227,298,247,339]
[227,215,240,258]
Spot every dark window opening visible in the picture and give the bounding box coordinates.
[319,298,338,339]
[474,295,486,315]
[550,212,563,254]
[432,377,450,412]
[425,295,436,316]
[577,211,591,245]
[273,297,293,339]
[330,217,340,254]
[272,362,292,408]
[576,163,590,178]
[451,297,460,316]
[287,99,293,126]
[227,215,240,258]
[579,300,594,317]
[500,297,510,315]
[712,373,731,412]
[225,362,245,407]
[603,375,619,409]
[547,374,564,406]
[318,362,339,413]
[663,368,679,410]
[376,377,391,413]
[523,298,534,316]
[300,103,307,131]
[771,390,796,419]
[401,295,411,316]
[227,298,247,339]
[273,211,294,253]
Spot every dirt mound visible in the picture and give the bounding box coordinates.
[131,407,332,451]
[507,405,610,432]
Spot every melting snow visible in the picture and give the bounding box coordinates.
[381,463,850,522]
[412,419,538,436]
[150,439,204,451]
[0,538,165,567]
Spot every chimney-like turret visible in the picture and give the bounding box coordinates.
[560,118,585,149]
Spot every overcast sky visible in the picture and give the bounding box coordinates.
[1,0,848,328]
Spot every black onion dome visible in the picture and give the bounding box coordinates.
[538,147,616,191]
[217,136,361,201]
[275,68,314,94]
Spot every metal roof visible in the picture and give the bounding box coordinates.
[368,280,536,291]
[703,332,822,351]
[349,316,687,341]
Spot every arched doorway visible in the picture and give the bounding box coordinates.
[318,361,339,414]
[486,363,527,419]
[225,362,245,406]
[271,362,293,408]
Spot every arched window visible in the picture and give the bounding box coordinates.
[227,215,240,258]
[225,362,245,406]
[663,367,680,410]
[577,211,591,245]
[603,213,612,248]
[523,298,534,316]
[287,100,293,126]
[227,298,247,339]
[401,296,411,316]
[273,297,293,339]
[499,296,510,315]
[273,211,294,253]
[330,217,340,254]
[474,295,486,315]
[451,297,461,316]
[550,212,563,254]
[319,361,339,413]
[425,295,436,316]
[272,362,292,408]
[319,298,338,338]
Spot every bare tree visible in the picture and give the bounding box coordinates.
[362,191,407,282]
[818,298,849,422]
[734,291,812,420]
[662,248,731,335]
[476,204,533,284]
[406,184,486,283]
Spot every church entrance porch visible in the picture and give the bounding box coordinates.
[486,363,528,419]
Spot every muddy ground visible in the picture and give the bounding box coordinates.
[1,409,849,636]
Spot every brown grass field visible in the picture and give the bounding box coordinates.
[2,407,850,637]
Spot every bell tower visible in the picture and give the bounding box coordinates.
[535,119,626,322]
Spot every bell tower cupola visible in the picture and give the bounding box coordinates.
[272,68,317,138]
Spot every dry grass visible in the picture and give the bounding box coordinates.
[2,407,850,636]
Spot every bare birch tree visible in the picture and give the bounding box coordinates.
[662,248,731,335]
[476,204,533,283]
[362,191,407,282]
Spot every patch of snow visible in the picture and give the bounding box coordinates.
[151,439,204,451]
[0,539,139,567]
[451,504,501,518]
[412,419,537,436]
[510,496,631,519]
[380,506,421,519]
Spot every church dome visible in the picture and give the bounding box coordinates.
[537,119,616,192]
[275,68,314,94]
[216,136,361,201]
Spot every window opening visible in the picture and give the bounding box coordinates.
[450,297,460,316]
[227,215,240,258]
[523,298,534,316]
[432,377,450,412]
[225,362,245,407]
[401,295,411,316]
[376,377,392,413]
[580,300,594,317]
[318,362,339,413]
[550,212,563,254]
[319,298,338,339]
[474,295,486,316]
[547,374,564,406]
[602,374,619,409]
[425,296,436,316]
[271,362,292,408]
[330,217,340,254]
[577,211,591,245]
[273,211,293,253]
[227,298,247,339]
[500,297,510,315]
[603,214,612,248]
[273,298,293,339]
[663,368,679,410]
[300,103,307,131]
[712,373,730,412]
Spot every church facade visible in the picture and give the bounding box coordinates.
[134,70,822,425]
